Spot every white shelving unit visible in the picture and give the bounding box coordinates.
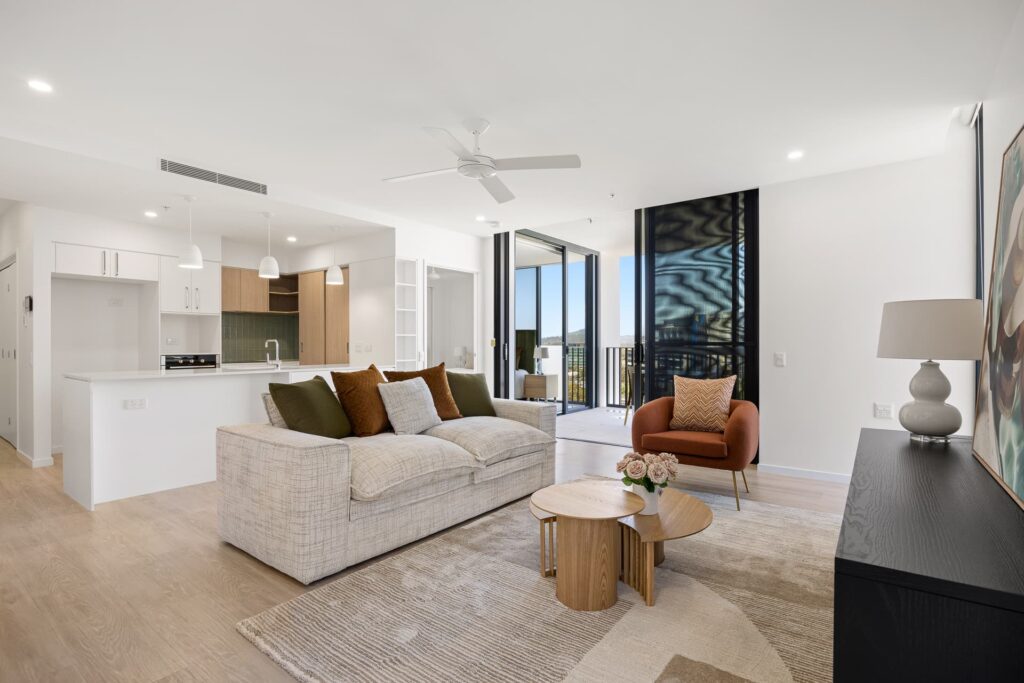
[394,258,423,371]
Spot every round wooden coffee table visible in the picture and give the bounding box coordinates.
[618,486,713,605]
[531,480,645,611]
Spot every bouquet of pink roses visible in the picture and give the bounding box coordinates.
[616,451,678,492]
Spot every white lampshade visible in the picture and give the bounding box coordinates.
[179,242,204,269]
[326,264,344,286]
[877,299,983,360]
[533,346,550,360]
[258,255,280,279]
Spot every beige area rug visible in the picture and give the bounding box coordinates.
[237,489,840,683]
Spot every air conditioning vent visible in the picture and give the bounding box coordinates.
[160,159,268,195]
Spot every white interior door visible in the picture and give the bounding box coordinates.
[0,262,16,447]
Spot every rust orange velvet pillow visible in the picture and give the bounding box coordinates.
[670,375,736,432]
[331,365,391,436]
[384,363,462,420]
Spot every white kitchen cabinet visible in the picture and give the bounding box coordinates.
[159,256,220,314]
[54,243,158,282]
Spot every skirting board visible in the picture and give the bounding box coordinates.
[15,449,54,469]
[756,463,851,484]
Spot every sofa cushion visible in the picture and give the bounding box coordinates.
[332,365,391,437]
[445,372,496,417]
[344,433,479,501]
[262,393,288,429]
[641,430,728,459]
[384,364,462,420]
[378,377,442,435]
[269,376,352,439]
[425,416,553,466]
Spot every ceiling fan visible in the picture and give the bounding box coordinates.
[383,118,581,204]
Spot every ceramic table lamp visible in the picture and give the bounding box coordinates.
[877,299,983,442]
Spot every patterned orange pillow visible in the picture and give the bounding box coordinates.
[331,365,390,437]
[670,375,736,433]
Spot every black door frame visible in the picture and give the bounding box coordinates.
[493,232,511,399]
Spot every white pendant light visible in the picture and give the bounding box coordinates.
[178,196,204,269]
[325,233,344,285]
[258,211,280,279]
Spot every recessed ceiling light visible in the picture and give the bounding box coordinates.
[787,150,804,161]
[144,210,158,218]
[27,79,53,93]
[286,235,297,243]
[475,215,486,222]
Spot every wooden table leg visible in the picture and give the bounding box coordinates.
[654,540,665,566]
[644,542,655,606]
[555,516,620,611]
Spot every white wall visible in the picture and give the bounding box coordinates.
[287,230,395,273]
[348,257,396,367]
[51,278,150,450]
[758,123,977,479]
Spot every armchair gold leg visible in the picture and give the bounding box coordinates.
[741,469,749,493]
[731,471,741,510]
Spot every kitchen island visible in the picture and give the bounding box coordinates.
[63,363,376,510]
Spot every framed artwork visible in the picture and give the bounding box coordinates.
[974,122,1024,510]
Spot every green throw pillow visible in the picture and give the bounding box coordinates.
[269,376,352,438]
[445,372,496,417]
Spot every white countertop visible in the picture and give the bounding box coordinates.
[64,363,369,382]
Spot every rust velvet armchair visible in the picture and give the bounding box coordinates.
[631,397,759,510]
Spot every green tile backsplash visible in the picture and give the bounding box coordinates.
[222,313,299,363]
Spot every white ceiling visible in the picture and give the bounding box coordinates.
[0,0,1020,239]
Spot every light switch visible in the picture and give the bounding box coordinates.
[773,352,787,368]
[122,399,148,410]
[873,402,894,420]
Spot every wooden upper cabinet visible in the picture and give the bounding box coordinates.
[239,268,269,312]
[325,267,350,364]
[222,266,269,312]
[299,270,326,365]
[221,267,241,311]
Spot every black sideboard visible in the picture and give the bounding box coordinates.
[834,428,1024,682]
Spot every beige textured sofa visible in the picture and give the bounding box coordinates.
[217,398,556,584]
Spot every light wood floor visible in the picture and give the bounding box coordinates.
[0,437,847,682]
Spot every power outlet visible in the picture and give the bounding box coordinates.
[165,337,179,346]
[123,398,148,410]
[873,402,894,420]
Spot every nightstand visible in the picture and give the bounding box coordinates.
[524,373,558,400]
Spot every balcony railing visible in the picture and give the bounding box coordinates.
[566,343,587,405]
[605,346,636,408]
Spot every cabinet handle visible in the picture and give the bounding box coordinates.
[195,288,200,311]
[114,252,119,277]
[185,286,190,310]
[101,250,107,276]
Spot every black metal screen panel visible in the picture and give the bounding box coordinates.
[644,190,758,404]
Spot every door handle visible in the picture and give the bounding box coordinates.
[195,288,200,311]
[101,250,107,276]
[114,252,119,277]
[185,286,190,310]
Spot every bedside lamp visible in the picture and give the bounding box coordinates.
[534,346,549,375]
[877,299,983,442]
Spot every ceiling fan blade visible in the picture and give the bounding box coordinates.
[423,127,476,160]
[382,167,456,183]
[479,175,515,204]
[493,155,581,171]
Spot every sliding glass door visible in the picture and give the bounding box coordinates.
[512,232,598,414]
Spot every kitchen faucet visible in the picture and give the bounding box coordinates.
[265,339,281,369]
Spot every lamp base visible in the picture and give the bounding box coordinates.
[908,433,951,445]
[898,361,962,439]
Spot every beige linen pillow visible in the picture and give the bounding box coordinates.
[670,375,736,432]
